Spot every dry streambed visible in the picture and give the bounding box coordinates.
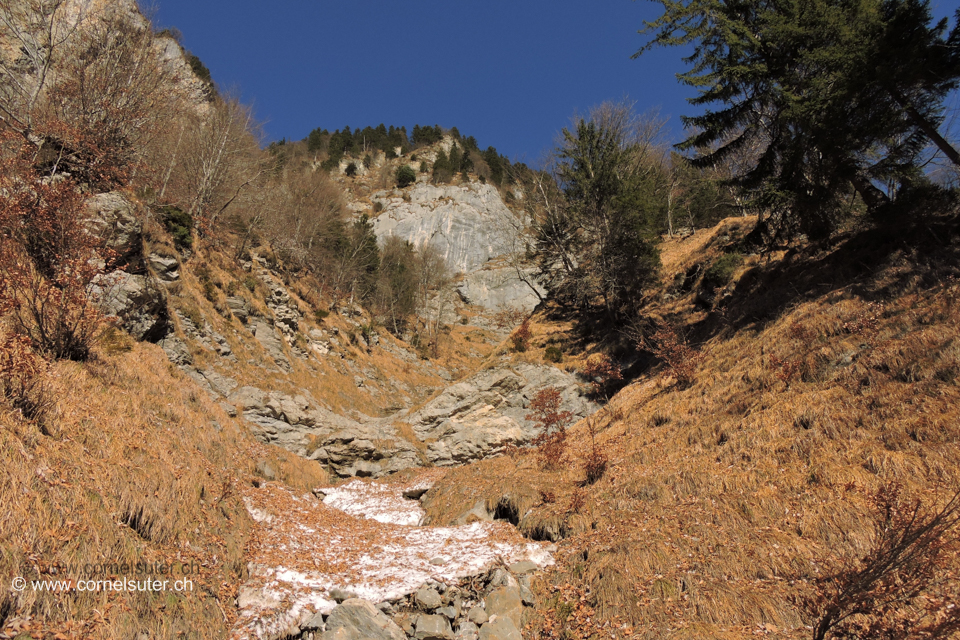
[233,470,554,640]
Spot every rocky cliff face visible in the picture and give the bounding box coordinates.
[363,173,544,315]
[370,182,514,274]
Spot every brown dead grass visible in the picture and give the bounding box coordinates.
[422,216,960,639]
[0,342,325,640]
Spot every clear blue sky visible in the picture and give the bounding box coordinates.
[147,0,700,164]
[148,0,960,164]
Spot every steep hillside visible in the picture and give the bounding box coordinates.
[420,213,960,639]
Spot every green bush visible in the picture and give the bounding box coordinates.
[345,162,358,177]
[545,345,563,363]
[373,201,384,213]
[703,252,744,289]
[420,161,428,173]
[363,154,373,169]
[315,309,330,322]
[158,205,193,249]
[396,165,416,188]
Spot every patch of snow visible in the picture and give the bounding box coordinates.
[233,472,554,639]
[322,478,431,526]
[242,496,273,523]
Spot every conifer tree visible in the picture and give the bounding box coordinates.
[637,0,960,239]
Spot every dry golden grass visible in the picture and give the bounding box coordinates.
[0,342,325,639]
[422,217,960,639]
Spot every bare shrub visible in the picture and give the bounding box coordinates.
[800,484,960,640]
[770,353,803,384]
[0,132,112,360]
[582,418,607,484]
[494,308,526,329]
[580,353,622,399]
[646,323,703,387]
[47,13,178,188]
[527,387,574,468]
[511,318,532,352]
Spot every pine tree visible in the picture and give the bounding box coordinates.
[637,0,960,239]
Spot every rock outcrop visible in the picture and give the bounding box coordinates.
[456,267,544,315]
[370,183,516,275]
[403,363,595,466]
[85,192,170,341]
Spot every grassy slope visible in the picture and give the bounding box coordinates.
[0,340,327,639]
[421,214,960,639]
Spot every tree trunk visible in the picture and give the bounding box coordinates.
[850,173,890,212]
[889,87,960,167]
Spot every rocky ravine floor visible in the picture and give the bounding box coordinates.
[234,469,554,640]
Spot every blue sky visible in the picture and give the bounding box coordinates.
[149,0,960,165]
[148,1,701,164]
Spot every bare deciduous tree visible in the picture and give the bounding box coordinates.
[0,0,87,136]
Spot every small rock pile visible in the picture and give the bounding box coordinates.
[288,562,539,640]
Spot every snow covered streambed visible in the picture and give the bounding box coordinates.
[233,471,554,639]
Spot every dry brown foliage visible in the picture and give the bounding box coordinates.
[0,131,113,361]
[0,330,51,422]
[0,343,325,639]
[527,387,575,469]
[800,484,960,640]
[646,323,704,387]
[580,352,623,399]
[511,317,532,352]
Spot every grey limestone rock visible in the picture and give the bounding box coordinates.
[466,607,488,626]
[93,271,170,342]
[406,363,597,466]
[415,586,443,610]
[415,614,453,640]
[85,192,143,270]
[225,296,250,323]
[456,266,544,314]
[455,621,480,640]
[478,617,522,640]
[370,183,515,274]
[147,253,180,282]
[321,598,405,640]
[252,319,291,371]
[484,586,523,628]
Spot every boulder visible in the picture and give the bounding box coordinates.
[329,588,358,603]
[455,621,480,640]
[302,610,326,631]
[415,586,443,610]
[85,192,143,270]
[93,271,170,342]
[321,598,405,640]
[406,364,597,466]
[147,253,180,282]
[252,319,290,371]
[508,561,538,575]
[159,334,192,366]
[484,586,523,628]
[225,296,250,323]
[478,617,522,640]
[453,500,494,526]
[466,607,488,626]
[415,614,454,640]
